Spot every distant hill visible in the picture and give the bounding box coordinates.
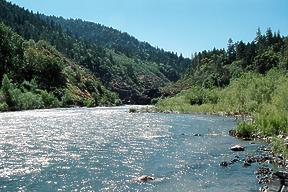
[48,17,190,76]
[0,0,191,104]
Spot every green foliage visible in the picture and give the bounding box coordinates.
[1,74,14,107]
[0,22,24,80]
[219,72,275,113]
[40,90,60,108]
[23,40,66,90]
[164,29,287,96]
[255,105,288,136]
[0,16,121,111]
[0,102,8,111]
[271,137,288,160]
[49,17,191,76]
[0,1,191,104]
[184,86,219,105]
[253,49,279,74]
[4,83,44,111]
[16,92,44,110]
[61,91,74,106]
[235,122,256,138]
[83,99,95,107]
[157,68,288,139]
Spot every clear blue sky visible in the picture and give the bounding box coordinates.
[9,0,288,57]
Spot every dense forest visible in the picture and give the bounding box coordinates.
[48,16,190,76]
[0,0,190,105]
[0,21,119,111]
[157,29,288,157]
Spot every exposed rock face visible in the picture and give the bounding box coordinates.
[111,82,161,104]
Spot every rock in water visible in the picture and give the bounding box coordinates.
[228,129,236,137]
[230,144,245,151]
[137,175,154,182]
[220,161,229,167]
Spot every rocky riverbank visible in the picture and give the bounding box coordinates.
[226,131,288,192]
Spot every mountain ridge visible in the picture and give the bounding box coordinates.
[0,0,190,104]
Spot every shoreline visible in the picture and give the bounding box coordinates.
[132,105,288,191]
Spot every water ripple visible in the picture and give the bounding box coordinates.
[0,106,260,191]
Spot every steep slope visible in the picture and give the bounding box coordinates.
[0,22,119,111]
[0,0,191,104]
[47,17,191,77]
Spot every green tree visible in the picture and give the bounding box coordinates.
[1,74,13,107]
[253,50,279,74]
[227,38,236,64]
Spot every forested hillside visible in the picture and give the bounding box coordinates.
[0,0,190,104]
[162,29,288,95]
[0,22,119,111]
[48,17,191,76]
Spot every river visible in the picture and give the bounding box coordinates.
[0,106,264,191]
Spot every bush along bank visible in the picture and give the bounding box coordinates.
[156,68,288,160]
[156,68,288,191]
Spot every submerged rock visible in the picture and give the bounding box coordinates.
[243,161,251,167]
[220,161,230,167]
[231,158,239,163]
[230,144,245,151]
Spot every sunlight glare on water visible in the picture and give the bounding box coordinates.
[0,106,261,191]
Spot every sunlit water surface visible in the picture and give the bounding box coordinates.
[0,106,263,191]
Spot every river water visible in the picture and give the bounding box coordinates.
[0,106,264,191]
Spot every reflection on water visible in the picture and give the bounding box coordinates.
[0,106,261,191]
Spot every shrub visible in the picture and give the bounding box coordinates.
[236,122,256,138]
[17,92,44,110]
[271,137,288,160]
[251,103,288,136]
[40,90,60,108]
[0,102,8,111]
[83,99,95,107]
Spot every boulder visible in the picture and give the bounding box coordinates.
[228,130,236,137]
[230,144,245,151]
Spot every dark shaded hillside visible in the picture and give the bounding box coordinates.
[0,0,191,104]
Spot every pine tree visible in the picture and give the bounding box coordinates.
[227,38,236,64]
